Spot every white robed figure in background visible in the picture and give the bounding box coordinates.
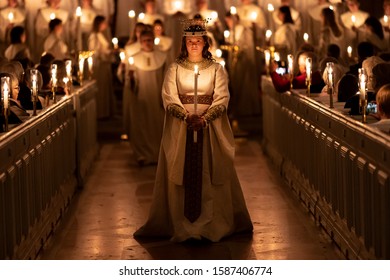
[134,19,252,242]
[88,15,114,119]
[121,30,166,165]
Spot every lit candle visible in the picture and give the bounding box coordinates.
[329,5,334,11]
[265,29,272,45]
[30,69,38,96]
[351,15,356,27]
[128,10,136,18]
[128,10,136,38]
[274,52,280,62]
[154,37,160,46]
[305,57,312,82]
[2,77,10,109]
[224,30,230,41]
[216,49,222,58]
[119,51,126,63]
[359,68,366,100]
[268,4,275,12]
[63,77,69,85]
[79,57,85,75]
[303,33,309,43]
[50,12,56,20]
[8,12,14,23]
[87,56,93,74]
[138,12,145,21]
[327,62,334,88]
[51,64,57,87]
[385,15,389,28]
[128,56,134,66]
[211,11,218,23]
[65,60,72,78]
[219,60,226,68]
[193,65,199,143]
[347,46,353,58]
[287,54,294,74]
[230,6,237,45]
[112,37,119,49]
[250,11,258,22]
[264,50,271,72]
[173,0,184,12]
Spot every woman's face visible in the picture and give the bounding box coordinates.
[99,20,108,32]
[154,24,163,37]
[278,11,285,22]
[140,34,154,52]
[298,54,308,74]
[186,36,205,58]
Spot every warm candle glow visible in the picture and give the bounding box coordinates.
[154,37,160,46]
[216,49,222,58]
[76,6,82,17]
[65,60,72,77]
[347,46,353,58]
[265,29,272,39]
[303,33,309,43]
[230,6,237,15]
[63,77,69,84]
[128,57,134,65]
[8,12,14,22]
[112,37,119,49]
[287,54,294,74]
[274,52,280,62]
[128,10,136,18]
[224,30,230,39]
[138,13,145,20]
[359,68,367,100]
[79,58,85,74]
[119,51,125,62]
[305,57,312,81]
[329,5,334,11]
[264,50,271,68]
[2,77,10,109]
[51,64,57,87]
[87,56,93,73]
[31,69,38,95]
[384,15,389,24]
[173,0,184,10]
[327,62,334,87]
[219,60,226,68]
[211,11,218,20]
[351,15,356,26]
[194,65,199,75]
[268,4,275,12]
[50,12,56,20]
[250,12,258,21]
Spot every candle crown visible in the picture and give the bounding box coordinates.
[181,19,208,36]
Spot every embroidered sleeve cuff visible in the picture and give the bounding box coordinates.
[203,105,225,124]
[167,104,188,121]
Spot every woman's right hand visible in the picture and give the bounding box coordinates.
[186,114,205,131]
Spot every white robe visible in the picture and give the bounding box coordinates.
[43,32,68,60]
[127,50,166,164]
[134,61,253,242]
[88,32,114,119]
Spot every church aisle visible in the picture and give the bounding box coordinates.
[40,124,342,260]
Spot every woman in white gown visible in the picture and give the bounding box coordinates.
[88,15,114,119]
[134,20,253,242]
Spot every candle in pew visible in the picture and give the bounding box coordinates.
[359,68,367,100]
[264,50,271,70]
[51,64,58,87]
[265,29,272,45]
[65,59,72,78]
[88,56,93,74]
[2,77,10,109]
[287,54,293,75]
[119,51,126,63]
[305,57,312,82]
[347,46,353,58]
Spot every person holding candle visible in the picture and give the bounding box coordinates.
[78,0,101,50]
[236,0,267,31]
[340,0,368,49]
[4,25,30,61]
[307,0,333,46]
[120,30,166,165]
[0,0,26,54]
[88,15,114,119]
[274,6,298,58]
[317,7,345,58]
[34,0,69,61]
[270,51,325,93]
[134,19,252,242]
[360,16,387,52]
[16,67,44,111]
[272,0,302,32]
[125,22,146,56]
[153,19,173,63]
[137,0,164,26]
[43,18,69,60]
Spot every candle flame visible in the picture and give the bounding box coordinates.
[194,65,199,75]
[268,4,274,12]
[76,6,82,17]
[219,60,226,68]
[8,12,14,22]
[351,15,356,24]
[385,15,389,24]
[211,11,218,20]
[216,49,222,58]
[128,57,134,65]
[230,6,237,15]
[329,5,334,11]
[154,37,160,45]
[265,29,272,39]
[128,10,136,18]
[138,13,145,20]
[112,37,118,45]
[250,12,258,21]
[224,30,230,39]
[303,33,309,42]
[119,51,125,62]
[50,13,56,20]
[173,0,184,10]
[274,52,280,62]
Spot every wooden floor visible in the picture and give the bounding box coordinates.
[39,119,343,260]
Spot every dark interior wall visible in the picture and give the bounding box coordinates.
[359,0,383,18]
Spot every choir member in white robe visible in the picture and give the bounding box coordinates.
[153,19,173,64]
[359,16,388,53]
[4,26,30,60]
[308,0,333,46]
[125,30,166,165]
[24,0,45,60]
[272,0,302,32]
[137,0,164,26]
[43,18,69,60]
[225,12,261,121]
[237,0,267,30]
[380,0,390,50]
[0,0,26,54]
[340,0,368,49]
[273,6,298,61]
[194,0,223,43]
[88,15,114,119]
[79,0,101,50]
[92,0,114,38]
[35,0,69,59]
[134,22,252,242]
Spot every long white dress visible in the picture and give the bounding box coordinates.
[134,59,253,242]
[88,32,114,118]
[127,50,166,164]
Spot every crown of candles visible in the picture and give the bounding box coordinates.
[181,19,208,36]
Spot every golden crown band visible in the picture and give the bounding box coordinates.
[183,31,208,36]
